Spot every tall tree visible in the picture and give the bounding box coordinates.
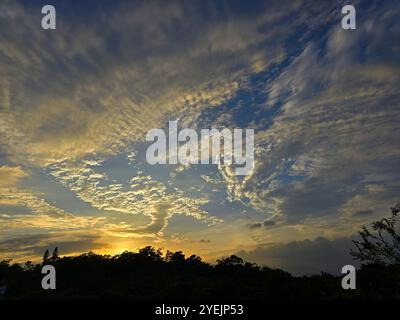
[43,249,50,263]
[52,247,59,260]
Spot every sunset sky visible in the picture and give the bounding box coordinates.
[1,0,399,275]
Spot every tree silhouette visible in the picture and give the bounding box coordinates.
[351,203,400,264]
[1,245,400,299]
[216,255,244,267]
[138,246,163,261]
[165,250,185,265]
[42,249,50,264]
[51,247,59,261]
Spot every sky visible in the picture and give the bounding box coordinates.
[0,0,399,275]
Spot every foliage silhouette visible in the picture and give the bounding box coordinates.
[1,246,400,299]
[351,203,400,264]
[52,247,59,261]
[42,249,49,265]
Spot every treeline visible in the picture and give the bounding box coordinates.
[1,247,400,299]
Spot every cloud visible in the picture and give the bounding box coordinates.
[240,1,400,232]
[0,0,342,168]
[0,0,305,167]
[198,239,210,244]
[352,210,373,217]
[49,161,221,235]
[247,220,276,230]
[0,170,108,233]
[0,0,313,240]
[0,232,111,262]
[237,236,358,275]
[0,166,26,187]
